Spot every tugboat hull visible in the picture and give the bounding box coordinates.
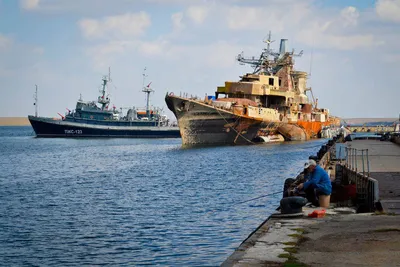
[28,116,181,138]
[165,95,267,146]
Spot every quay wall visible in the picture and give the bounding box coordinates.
[347,126,394,133]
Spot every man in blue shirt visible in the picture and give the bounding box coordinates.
[297,159,332,206]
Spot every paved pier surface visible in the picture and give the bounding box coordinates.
[347,139,400,173]
[295,213,400,267]
[222,139,400,267]
[222,209,400,267]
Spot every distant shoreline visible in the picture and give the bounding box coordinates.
[0,117,397,127]
[0,117,30,126]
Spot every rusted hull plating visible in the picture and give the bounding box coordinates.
[297,120,332,139]
[277,124,307,141]
[278,120,338,141]
[165,94,270,146]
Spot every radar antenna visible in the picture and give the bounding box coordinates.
[236,31,278,74]
[236,31,304,75]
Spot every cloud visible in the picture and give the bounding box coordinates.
[138,40,169,57]
[171,12,185,32]
[222,3,378,51]
[296,20,379,51]
[383,53,400,63]
[85,41,135,69]
[0,37,45,80]
[340,6,360,27]
[226,7,265,30]
[225,2,311,32]
[291,6,382,51]
[0,34,12,49]
[20,0,39,10]
[376,0,400,23]
[138,40,245,68]
[78,12,151,40]
[186,6,208,24]
[320,34,377,50]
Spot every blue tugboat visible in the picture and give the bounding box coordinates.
[28,72,181,138]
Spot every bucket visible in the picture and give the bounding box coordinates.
[319,195,330,208]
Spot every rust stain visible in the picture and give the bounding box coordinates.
[296,120,334,139]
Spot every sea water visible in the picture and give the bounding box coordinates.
[0,126,326,266]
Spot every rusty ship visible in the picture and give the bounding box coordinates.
[165,33,340,146]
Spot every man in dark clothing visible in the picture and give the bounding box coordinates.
[282,166,310,198]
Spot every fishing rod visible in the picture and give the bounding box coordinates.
[235,164,307,206]
[234,190,283,205]
[205,190,284,215]
[206,165,308,215]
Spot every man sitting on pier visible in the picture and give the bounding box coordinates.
[283,168,310,198]
[296,159,332,207]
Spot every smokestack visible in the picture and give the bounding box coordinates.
[279,39,288,57]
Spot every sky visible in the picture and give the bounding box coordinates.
[0,0,399,119]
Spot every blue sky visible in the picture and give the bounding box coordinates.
[1,0,399,119]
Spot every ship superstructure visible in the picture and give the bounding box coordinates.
[219,33,339,140]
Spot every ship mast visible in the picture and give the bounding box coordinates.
[34,84,38,117]
[98,71,111,111]
[237,31,280,74]
[142,68,154,119]
[236,31,303,75]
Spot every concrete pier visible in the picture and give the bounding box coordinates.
[346,139,400,211]
[222,138,400,267]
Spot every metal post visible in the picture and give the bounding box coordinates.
[349,148,352,170]
[350,148,352,169]
[354,148,357,171]
[352,148,355,171]
[346,147,349,168]
[366,149,370,177]
[361,149,365,177]
[354,148,357,172]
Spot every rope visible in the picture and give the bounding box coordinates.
[214,106,256,144]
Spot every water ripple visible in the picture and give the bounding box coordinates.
[0,126,326,266]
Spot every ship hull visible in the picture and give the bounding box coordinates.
[165,95,274,146]
[28,115,181,138]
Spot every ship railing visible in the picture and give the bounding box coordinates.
[179,92,201,100]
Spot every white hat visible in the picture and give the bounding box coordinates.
[304,159,317,169]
